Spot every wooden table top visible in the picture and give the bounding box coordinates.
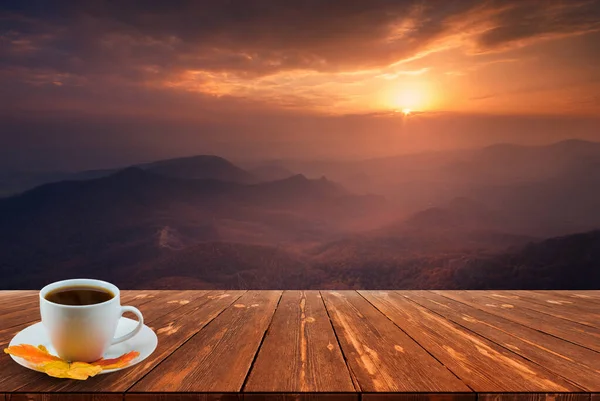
[0,290,599,401]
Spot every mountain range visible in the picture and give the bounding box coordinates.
[1,139,600,289]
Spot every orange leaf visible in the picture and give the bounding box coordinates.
[4,344,62,364]
[91,351,140,369]
[4,344,139,380]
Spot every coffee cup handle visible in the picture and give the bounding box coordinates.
[111,306,144,345]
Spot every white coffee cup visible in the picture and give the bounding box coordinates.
[40,278,144,362]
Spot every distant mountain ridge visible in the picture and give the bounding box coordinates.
[453,230,600,289]
[0,154,260,197]
[0,166,390,289]
[140,155,256,183]
[1,140,600,290]
[2,139,600,197]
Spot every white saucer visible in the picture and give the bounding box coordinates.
[8,317,158,374]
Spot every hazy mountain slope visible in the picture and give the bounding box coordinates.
[0,167,388,289]
[132,242,313,289]
[453,230,600,289]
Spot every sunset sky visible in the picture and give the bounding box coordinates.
[2,0,600,170]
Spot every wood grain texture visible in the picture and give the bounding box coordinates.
[436,290,600,353]
[0,294,39,316]
[0,317,39,347]
[544,291,600,300]
[244,291,355,393]
[120,290,210,324]
[478,394,590,401]
[0,291,37,302]
[0,319,48,392]
[11,291,245,393]
[403,291,600,391]
[130,291,282,392]
[244,395,358,401]
[126,394,243,401]
[525,291,600,310]
[482,291,600,328]
[0,290,598,397]
[361,291,581,392]
[0,305,41,331]
[6,395,122,401]
[362,394,475,401]
[321,291,470,393]
[121,290,159,304]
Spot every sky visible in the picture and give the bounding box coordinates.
[2,0,600,171]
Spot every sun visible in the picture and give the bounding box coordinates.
[385,81,432,113]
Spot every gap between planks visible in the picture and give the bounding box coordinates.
[239,291,284,391]
[319,290,363,393]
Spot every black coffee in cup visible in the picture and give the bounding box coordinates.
[45,285,114,306]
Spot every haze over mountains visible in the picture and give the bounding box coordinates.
[1,139,600,289]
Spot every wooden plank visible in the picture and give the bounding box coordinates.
[0,291,37,302]
[483,291,600,328]
[479,395,590,401]
[321,291,470,393]
[402,291,600,391]
[6,395,122,401]
[129,291,282,392]
[362,395,475,401]
[119,290,210,323]
[437,290,600,353]
[0,305,40,330]
[0,313,40,349]
[516,290,600,314]
[245,395,359,401]
[127,394,243,401]
[121,290,161,304]
[244,291,355,392]
[548,291,600,300]
[360,291,581,392]
[2,291,244,393]
[528,291,600,310]
[0,293,39,315]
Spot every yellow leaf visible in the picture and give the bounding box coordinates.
[39,360,102,380]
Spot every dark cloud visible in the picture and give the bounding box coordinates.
[2,0,599,85]
[475,0,600,52]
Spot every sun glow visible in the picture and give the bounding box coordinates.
[384,81,433,112]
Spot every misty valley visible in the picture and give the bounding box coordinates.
[1,139,599,290]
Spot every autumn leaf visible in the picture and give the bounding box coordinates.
[4,344,139,380]
[91,351,140,370]
[40,360,102,380]
[3,344,61,364]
